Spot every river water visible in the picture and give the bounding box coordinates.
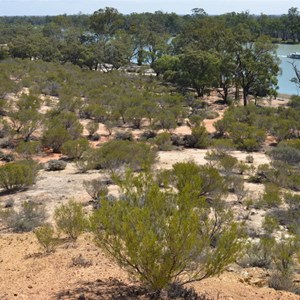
[277,44,300,95]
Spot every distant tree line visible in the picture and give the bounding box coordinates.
[1,7,300,104]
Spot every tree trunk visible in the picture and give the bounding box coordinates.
[243,89,248,106]
[235,83,239,101]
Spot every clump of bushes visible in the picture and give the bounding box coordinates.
[2,201,46,232]
[83,140,157,171]
[269,145,300,165]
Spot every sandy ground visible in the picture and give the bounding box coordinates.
[0,232,298,300]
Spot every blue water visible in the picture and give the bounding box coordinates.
[277,44,300,95]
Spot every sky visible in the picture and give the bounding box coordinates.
[0,0,299,16]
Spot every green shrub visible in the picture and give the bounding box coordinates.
[35,224,59,253]
[268,272,295,292]
[278,139,300,151]
[213,118,232,137]
[228,122,266,151]
[239,237,275,268]
[16,141,41,157]
[219,154,238,176]
[42,125,72,153]
[211,139,236,151]
[269,238,299,292]
[54,200,88,240]
[89,140,157,171]
[204,110,219,119]
[153,132,173,151]
[269,146,300,165]
[262,215,280,235]
[91,171,243,290]
[86,121,99,137]
[186,125,210,148]
[288,95,300,110]
[61,138,90,160]
[229,176,247,202]
[258,184,282,208]
[0,160,39,192]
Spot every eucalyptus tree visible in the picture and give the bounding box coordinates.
[234,34,280,105]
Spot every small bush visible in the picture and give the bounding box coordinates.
[71,254,92,268]
[239,237,275,268]
[258,184,282,209]
[278,139,300,151]
[4,201,46,232]
[88,140,157,171]
[0,160,39,192]
[288,95,300,110]
[153,132,173,151]
[54,200,88,240]
[140,130,156,141]
[114,131,133,141]
[35,224,59,253]
[205,110,219,119]
[191,125,210,148]
[268,272,295,292]
[228,122,266,152]
[16,141,41,157]
[219,154,238,176]
[61,138,90,160]
[229,176,247,202]
[245,155,254,163]
[86,121,99,137]
[269,146,300,165]
[45,159,67,171]
[83,179,109,200]
[211,139,235,151]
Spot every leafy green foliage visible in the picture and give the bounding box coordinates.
[0,160,39,192]
[35,224,59,253]
[91,170,243,290]
[153,132,173,151]
[16,141,41,157]
[54,200,88,240]
[86,140,157,171]
[61,138,90,159]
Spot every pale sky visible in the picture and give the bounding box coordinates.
[0,0,299,16]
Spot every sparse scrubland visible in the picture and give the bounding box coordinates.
[0,7,300,300]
